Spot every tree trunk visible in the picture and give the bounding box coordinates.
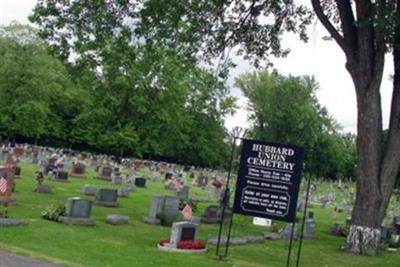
[312,0,400,255]
[342,226,381,256]
[342,78,384,255]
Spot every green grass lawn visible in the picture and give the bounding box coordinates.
[1,162,400,267]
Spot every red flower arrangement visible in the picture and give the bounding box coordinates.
[158,239,207,250]
[177,240,207,250]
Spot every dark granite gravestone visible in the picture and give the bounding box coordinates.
[97,166,113,180]
[94,188,118,207]
[71,162,86,178]
[165,221,199,248]
[66,197,92,217]
[34,184,51,193]
[59,197,95,225]
[118,188,130,198]
[144,195,164,224]
[163,196,180,219]
[55,170,69,182]
[200,205,232,224]
[144,195,179,225]
[45,164,57,175]
[135,177,146,188]
[381,226,392,243]
[201,205,219,224]
[82,184,97,196]
[176,186,189,200]
[165,172,173,180]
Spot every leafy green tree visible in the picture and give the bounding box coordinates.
[236,70,355,180]
[0,23,83,143]
[30,3,236,167]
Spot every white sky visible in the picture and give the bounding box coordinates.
[0,0,393,134]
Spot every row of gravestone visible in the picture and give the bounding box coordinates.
[40,168,147,188]
[58,196,129,226]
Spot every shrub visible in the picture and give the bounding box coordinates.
[156,213,175,226]
[42,203,65,222]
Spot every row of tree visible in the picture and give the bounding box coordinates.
[0,23,356,177]
[0,24,234,167]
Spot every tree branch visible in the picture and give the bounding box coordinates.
[217,0,258,52]
[311,0,347,53]
[335,0,357,55]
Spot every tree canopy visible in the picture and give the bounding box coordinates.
[236,70,356,180]
[0,23,235,168]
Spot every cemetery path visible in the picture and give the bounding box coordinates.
[0,250,62,267]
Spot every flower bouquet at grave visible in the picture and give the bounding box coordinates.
[177,240,206,250]
[158,239,207,250]
[42,203,65,222]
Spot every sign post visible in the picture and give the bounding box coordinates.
[233,139,304,222]
[231,139,305,266]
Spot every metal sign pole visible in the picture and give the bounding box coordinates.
[216,137,238,259]
[296,175,312,267]
[286,222,296,267]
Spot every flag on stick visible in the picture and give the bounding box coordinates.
[181,204,192,221]
[0,177,7,194]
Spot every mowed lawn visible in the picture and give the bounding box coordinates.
[1,162,400,267]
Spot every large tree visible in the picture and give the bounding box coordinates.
[310,1,400,255]
[31,0,400,255]
[0,23,84,143]
[30,1,236,167]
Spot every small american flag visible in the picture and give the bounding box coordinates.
[181,204,192,221]
[0,177,7,194]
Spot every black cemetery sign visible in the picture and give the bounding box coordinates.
[233,139,304,223]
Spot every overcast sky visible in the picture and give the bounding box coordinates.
[0,0,393,133]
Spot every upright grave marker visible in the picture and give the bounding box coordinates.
[233,139,304,223]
